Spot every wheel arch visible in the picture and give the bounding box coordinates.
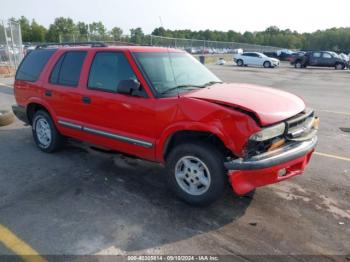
[156,124,235,163]
[26,98,56,125]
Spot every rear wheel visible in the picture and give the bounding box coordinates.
[335,63,344,70]
[32,110,64,153]
[236,59,244,67]
[295,61,303,68]
[166,142,226,206]
[263,61,271,68]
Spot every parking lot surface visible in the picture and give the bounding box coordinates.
[0,63,349,258]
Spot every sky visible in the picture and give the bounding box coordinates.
[1,0,349,34]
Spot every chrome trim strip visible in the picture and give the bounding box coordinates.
[83,127,153,148]
[57,120,154,148]
[58,120,82,130]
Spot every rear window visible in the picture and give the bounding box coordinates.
[16,49,56,82]
[50,51,87,87]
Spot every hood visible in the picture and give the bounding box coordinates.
[184,83,305,126]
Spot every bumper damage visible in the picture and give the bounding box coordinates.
[12,104,29,124]
[225,136,317,195]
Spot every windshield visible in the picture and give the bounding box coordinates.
[133,52,221,96]
[329,52,339,58]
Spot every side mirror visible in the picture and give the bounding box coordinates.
[117,79,140,94]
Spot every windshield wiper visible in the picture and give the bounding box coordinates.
[200,81,223,87]
[160,84,203,95]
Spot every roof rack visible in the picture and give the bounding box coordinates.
[35,42,108,49]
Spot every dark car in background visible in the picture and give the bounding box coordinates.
[291,51,348,69]
[263,49,299,62]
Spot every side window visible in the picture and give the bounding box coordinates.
[16,49,56,82]
[322,53,332,59]
[88,52,137,92]
[313,52,321,58]
[50,51,86,87]
[49,54,65,84]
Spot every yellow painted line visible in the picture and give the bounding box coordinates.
[315,152,350,162]
[318,109,350,116]
[0,224,47,262]
[0,82,12,88]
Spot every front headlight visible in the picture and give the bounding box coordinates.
[249,123,286,141]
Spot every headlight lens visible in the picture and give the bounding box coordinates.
[249,123,286,141]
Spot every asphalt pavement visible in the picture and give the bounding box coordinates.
[0,63,349,259]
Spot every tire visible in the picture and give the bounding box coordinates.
[32,110,64,153]
[166,142,226,206]
[0,110,15,127]
[294,61,303,69]
[236,59,244,67]
[335,63,344,70]
[263,61,271,68]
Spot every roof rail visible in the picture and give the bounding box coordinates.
[35,42,108,49]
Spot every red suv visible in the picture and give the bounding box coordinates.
[12,44,319,205]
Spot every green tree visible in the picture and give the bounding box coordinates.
[110,26,123,40]
[130,27,144,44]
[76,22,88,36]
[18,16,32,42]
[30,20,47,42]
[47,17,75,42]
[89,21,106,40]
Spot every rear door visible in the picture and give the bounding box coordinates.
[79,50,156,161]
[44,50,88,138]
[309,52,321,66]
[242,53,253,65]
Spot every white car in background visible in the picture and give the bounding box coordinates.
[234,52,280,68]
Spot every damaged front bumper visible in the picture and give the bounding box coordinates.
[225,129,318,195]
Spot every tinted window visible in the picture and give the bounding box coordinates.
[88,52,137,92]
[59,52,86,86]
[243,53,252,57]
[322,53,332,59]
[49,54,65,84]
[16,49,56,82]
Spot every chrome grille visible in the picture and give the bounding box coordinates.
[286,108,315,138]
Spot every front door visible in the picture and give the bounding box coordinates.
[79,50,156,161]
[321,52,334,67]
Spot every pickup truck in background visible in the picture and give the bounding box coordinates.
[291,51,348,69]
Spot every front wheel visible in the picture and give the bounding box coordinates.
[166,142,226,206]
[32,110,64,153]
[263,61,271,68]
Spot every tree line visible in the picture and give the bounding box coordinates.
[9,17,350,52]
[11,16,139,43]
[152,26,350,52]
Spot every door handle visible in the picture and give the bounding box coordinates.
[82,96,91,104]
[45,90,52,97]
